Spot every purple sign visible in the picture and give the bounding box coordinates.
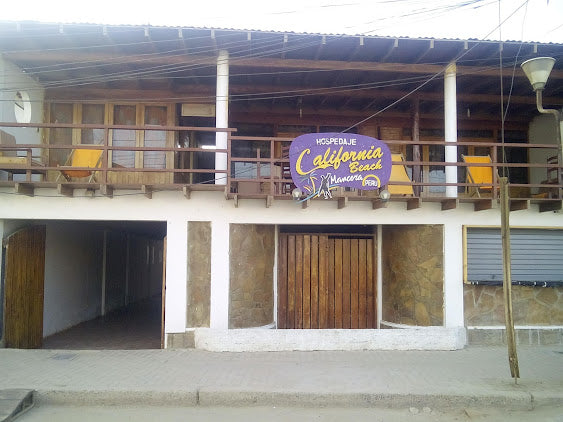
[289,133,392,199]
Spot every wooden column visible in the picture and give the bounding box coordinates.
[412,97,422,196]
[500,177,519,382]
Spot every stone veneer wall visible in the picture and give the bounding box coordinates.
[382,225,444,326]
[187,221,211,328]
[464,285,563,326]
[229,224,275,329]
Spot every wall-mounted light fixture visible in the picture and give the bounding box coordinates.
[379,189,391,202]
[291,187,303,200]
[520,57,562,167]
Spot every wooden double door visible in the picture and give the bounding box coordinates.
[277,233,376,329]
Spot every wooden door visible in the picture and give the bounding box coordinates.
[278,234,376,329]
[2,226,46,348]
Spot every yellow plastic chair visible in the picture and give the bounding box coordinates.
[388,153,414,195]
[462,155,493,197]
[56,148,103,182]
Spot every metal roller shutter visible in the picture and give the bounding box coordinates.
[466,228,563,286]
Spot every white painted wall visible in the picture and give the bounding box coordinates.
[210,219,230,329]
[0,57,44,180]
[1,190,562,338]
[443,223,464,327]
[43,222,104,337]
[164,219,188,333]
[529,113,561,189]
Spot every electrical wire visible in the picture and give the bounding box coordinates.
[340,0,532,134]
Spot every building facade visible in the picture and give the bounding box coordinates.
[0,22,562,350]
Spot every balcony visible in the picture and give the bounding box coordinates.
[0,122,561,212]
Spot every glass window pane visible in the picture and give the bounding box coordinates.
[81,104,105,145]
[144,106,167,169]
[429,145,445,193]
[49,103,73,166]
[112,105,136,168]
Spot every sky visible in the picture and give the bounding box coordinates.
[1,0,562,43]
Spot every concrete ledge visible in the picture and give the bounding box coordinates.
[468,328,563,346]
[166,331,195,349]
[31,388,538,411]
[193,327,467,352]
[196,390,533,410]
[34,390,198,407]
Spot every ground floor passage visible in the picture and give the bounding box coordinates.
[42,297,161,350]
[1,220,166,350]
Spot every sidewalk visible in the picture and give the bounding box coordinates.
[0,346,562,411]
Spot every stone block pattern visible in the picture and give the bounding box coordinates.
[229,224,275,329]
[464,285,563,326]
[382,225,444,326]
[187,221,211,328]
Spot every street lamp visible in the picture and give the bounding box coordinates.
[520,57,562,175]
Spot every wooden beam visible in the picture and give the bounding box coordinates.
[441,198,458,210]
[183,186,191,199]
[380,38,398,62]
[346,36,364,61]
[101,185,113,198]
[414,39,434,63]
[14,183,33,196]
[45,82,560,107]
[266,195,273,208]
[474,199,493,211]
[337,197,348,209]
[509,199,529,211]
[412,97,421,196]
[142,184,152,199]
[12,51,562,78]
[539,200,562,213]
[406,197,421,210]
[372,199,388,209]
[57,183,74,197]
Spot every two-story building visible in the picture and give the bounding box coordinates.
[0,21,562,350]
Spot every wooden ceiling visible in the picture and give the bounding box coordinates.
[1,22,562,127]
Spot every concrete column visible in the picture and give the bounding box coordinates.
[164,219,188,334]
[210,219,230,329]
[215,49,229,185]
[443,223,464,327]
[444,62,458,198]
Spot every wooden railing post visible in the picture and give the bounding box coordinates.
[492,144,498,200]
[270,138,275,195]
[226,132,232,194]
[103,127,109,187]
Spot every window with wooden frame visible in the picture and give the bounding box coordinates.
[47,103,106,173]
[47,102,175,184]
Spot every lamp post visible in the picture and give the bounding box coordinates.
[520,57,562,178]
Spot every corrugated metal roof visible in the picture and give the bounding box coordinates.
[1,19,561,46]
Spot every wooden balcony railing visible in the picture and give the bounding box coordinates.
[0,122,561,211]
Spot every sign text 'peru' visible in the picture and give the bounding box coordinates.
[289,133,392,200]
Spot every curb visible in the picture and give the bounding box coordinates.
[32,388,540,410]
